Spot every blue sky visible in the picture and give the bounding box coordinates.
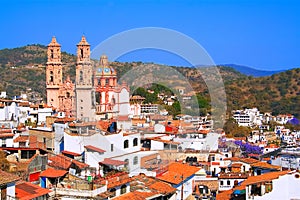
[0,0,299,70]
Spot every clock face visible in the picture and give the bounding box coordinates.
[97,68,102,73]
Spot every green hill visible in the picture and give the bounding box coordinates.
[0,44,298,117]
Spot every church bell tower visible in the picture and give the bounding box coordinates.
[75,36,95,121]
[46,36,62,109]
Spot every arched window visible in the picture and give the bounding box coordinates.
[133,156,138,165]
[186,157,190,163]
[50,49,54,59]
[124,140,129,149]
[120,185,127,194]
[133,138,138,147]
[66,92,70,98]
[192,157,197,162]
[50,71,54,82]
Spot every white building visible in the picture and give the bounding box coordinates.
[243,171,300,200]
[64,122,158,175]
[233,108,262,127]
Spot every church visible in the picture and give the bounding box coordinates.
[46,36,130,122]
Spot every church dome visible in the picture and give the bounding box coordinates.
[95,55,116,77]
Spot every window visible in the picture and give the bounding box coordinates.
[106,79,109,85]
[1,139,6,147]
[109,188,116,197]
[211,156,215,161]
[50,71,54,82]
[80,71,83,82]
[133,138,138,147]
[257,169,262,175]
[124,159,129,169]
[120,185,127,194]
[220,181,224,185]
[227,180,230,186]
[133,156,138,165]
[111,144,114,152]
[66,92,70,98]
[124,140,129,149]
[80,48,83,59]
[50,49,54,59]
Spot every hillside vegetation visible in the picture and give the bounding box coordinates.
[0,44,298,117]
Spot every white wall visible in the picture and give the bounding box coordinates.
[250,173,300,200]
[64,131,141,170]
[0,108,5,120]
[7,182,15,198]
[175,176,194,200]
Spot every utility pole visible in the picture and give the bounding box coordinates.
[181,174,184,200]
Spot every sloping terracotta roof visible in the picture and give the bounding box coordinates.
[0,129,12,133]
[219,172,250,179]
[54,117,76,123]
[241,171,289,186]
[0,170,20,185]
[14,135,29,143]
[113,191,159,200]
[251,161,281,170]
[129,174,176,195]
[216,185,246,200]
[15,181,51,200]
[48,154,89,170]
[107,177,131,189]
[61,150,81,157]
[0,133,14,138]
[40,168,68,178]
[231,163,243,168]
[149,181,176,194]
[99,158,126,166]
[85,145,106,153]
[158,162,199,185]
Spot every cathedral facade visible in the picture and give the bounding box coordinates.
[46,36,130,121]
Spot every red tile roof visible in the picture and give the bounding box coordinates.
[149,181,176,194]
[241,171,289,186]
[113,191,158,200]
[0,133,14,138]
[250,161,281,170]
[13,135,29,143]
[99,158,126,166]
[85,145,106,153]
[0,170,20,185]
[157,162,199,184]
[40,168,68,178]
[61,150,81,157]
[48,154,89,170]
[15,181,51,200]
[0,129,12,133]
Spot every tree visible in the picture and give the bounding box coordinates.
[0,151,10,172]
